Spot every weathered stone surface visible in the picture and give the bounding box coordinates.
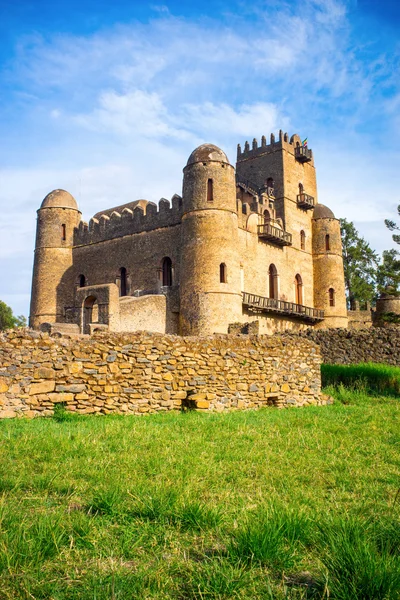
[34,367,56,380]
[28,381,55,395]
[0,329,324,418]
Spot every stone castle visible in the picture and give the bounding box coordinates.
[30,131,349,336]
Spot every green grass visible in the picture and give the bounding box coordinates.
[322,362,400,397]
[0,386,399,599]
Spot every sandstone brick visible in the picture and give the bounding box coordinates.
[34,367,56,379]
[29,381,56,395]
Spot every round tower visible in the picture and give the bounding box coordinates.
[312,203,348,328]
[179,144,242,335]
[30,189,81,329]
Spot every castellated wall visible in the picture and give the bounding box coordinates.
[74,195,182,246]
[0,330,324,419]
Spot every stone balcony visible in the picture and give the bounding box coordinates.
[295,146,312,163]
[243,292,324,323]
[257,223,292,246]
[297,192,316,210]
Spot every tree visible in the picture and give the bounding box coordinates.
[377,249,400,296]
[0,301,26,331]
[385,204,400,245]
[340,219,379,307]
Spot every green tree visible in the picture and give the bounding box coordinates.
[340,219,378,307]
[377,249,400,296]
[385,204,400,245]
[0,301,26,331]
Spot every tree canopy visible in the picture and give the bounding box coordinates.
[385,204,400,245]
[340,218,379,307]
[377,249,400,296]
[0,301,26,331]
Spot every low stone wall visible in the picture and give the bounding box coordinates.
[300,326,400,366]
[0,329,324,419]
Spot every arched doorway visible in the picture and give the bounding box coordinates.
[83,295,98,334]
[162,257,173,286]
[263,209,271,224]
[268,264,278,299]
[295,274,303,305]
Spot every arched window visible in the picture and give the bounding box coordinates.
[300,230,306,250]
[263,209,271,224]
[78,274,86,288]
[329,288,335,307]
[61,224,66,241]
[220,263,227,283]
[295,274,303,305]
[120,267,127,297]
[325,234,330,251]
[268,264,278,299]
[299,182,304,194]
[207,178,214,202]
[162,257,173,287]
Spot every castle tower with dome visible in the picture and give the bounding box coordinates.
[30,131,348,335]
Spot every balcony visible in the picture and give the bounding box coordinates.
[295,147,312,163]
[258,223,292,246]
[242,292,324,323]
[297,192,316,210]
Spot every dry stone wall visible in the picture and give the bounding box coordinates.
[300,326,400,366]
[0,329,324,419]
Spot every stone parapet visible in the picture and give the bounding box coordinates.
[0,329,324,419]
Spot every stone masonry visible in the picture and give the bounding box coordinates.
[0,329,325,419]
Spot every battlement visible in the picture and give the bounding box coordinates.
[74,194,183,246]
[237,131,313,163]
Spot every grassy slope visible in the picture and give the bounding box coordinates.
[0,390,399,599]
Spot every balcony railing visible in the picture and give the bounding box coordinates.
[297,192,316,210]
[295,147,312,163]
[242,292,324,322]
[257,223,292,246]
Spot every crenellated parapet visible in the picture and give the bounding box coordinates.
[237,131,313,164]
[74,194,183,246]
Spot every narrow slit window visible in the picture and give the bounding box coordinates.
[300,230,306,250]
[220,263,227,283]
[120,267,127,297]
[61,224,66,241]
[329,288,335,307]
[207,178,214,202]
[325,234,330,251]
[162,257,173,287]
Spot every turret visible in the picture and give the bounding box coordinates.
[312,203,348,328]
[179,144,242,335]
[29,189,81,328]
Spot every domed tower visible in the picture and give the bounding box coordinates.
[30,189,81,328]
[312,203,348,328]
[180,144,242,335]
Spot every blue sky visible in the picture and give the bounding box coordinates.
[1,0,399,318]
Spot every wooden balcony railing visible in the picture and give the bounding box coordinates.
[295,146,312,163]
[297,192,316,210]
[257,223,292,246]
[242,292,324,322]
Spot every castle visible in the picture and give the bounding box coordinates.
[29,130,348,336]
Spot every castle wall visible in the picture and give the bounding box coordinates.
[61,225,182,320]
[0,329,325,419]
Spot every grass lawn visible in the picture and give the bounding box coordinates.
[0,387,399,599]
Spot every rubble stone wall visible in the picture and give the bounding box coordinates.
[300,326,400,366]
[0,329,324,419]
